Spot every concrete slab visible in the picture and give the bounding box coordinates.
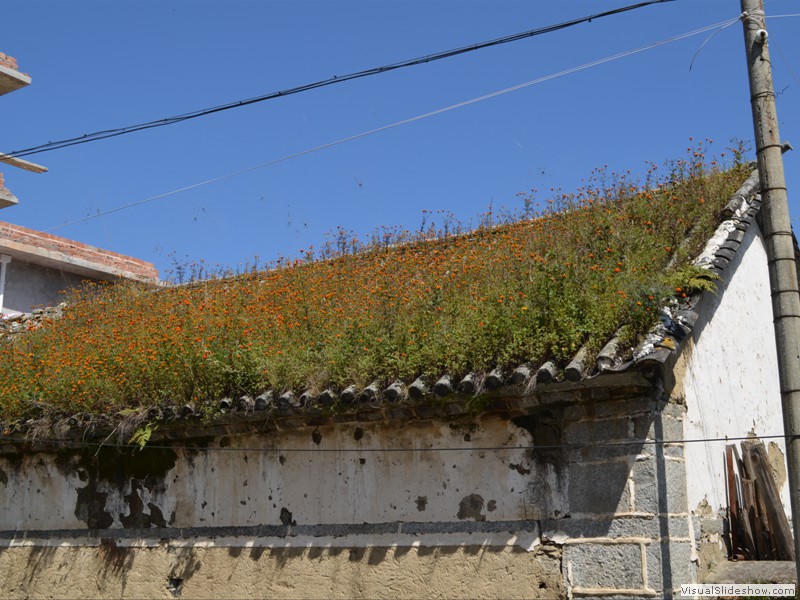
[0,63,30,96]
[700,560,796,584]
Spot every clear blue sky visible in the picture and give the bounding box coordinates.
[2,1,799,279]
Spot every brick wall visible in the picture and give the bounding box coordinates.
[0,220,158,282]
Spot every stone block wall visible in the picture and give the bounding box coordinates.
[548,393,695,598]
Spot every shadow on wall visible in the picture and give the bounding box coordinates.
[3,541,563,599]
[521,400,685,596]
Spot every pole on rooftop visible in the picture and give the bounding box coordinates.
[740,0,800,574]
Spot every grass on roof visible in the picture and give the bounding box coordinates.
[0,143,750,423]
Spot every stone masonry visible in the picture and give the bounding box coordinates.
[547,393,694,598]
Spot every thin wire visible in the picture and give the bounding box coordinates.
[0,433,790,454]
[6,0,674,160]
[689,14,743,71]
[768,31,800,88]
[46,16,741,234]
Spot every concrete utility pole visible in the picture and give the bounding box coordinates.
[740,0,800,575]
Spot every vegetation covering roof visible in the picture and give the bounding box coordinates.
[0,144,751,426]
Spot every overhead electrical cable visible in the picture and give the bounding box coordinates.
[767,31,800,88]
[46,16,741,233]
[688,15,741,70]
[9,0,673,159]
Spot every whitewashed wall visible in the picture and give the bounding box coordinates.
[682,224,789,515]
[0,416,542,546]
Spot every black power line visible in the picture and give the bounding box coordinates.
[0,432,788,454]
[8,0,673,159]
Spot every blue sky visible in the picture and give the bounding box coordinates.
[1,0,798,279]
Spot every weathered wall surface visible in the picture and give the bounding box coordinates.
[1,390,694,598]
[2,416,540,531]
[0,543,562,600]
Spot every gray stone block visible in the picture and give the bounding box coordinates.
[590,396,655,418]
[542,515,689,540]
[568,461,631,515]
[487,398,510,411]
[331,413,358,423]
[699,516,725,536]
[565,417,630,444]
[564,397,654,423]
[567,441,646,463]
[632,457,688,515]
[538,390,581,405]
[646,541,696,596]
[633,413,684,441]
[662,402,687,419]
[656,414,685,443]
[631,413,656,440]
[353,411,384,422]
[386,407,414,421]
[563,404,586,421]
[664,444,684,459]
[413,405,443,419]
[564,542,644,589]
[700,560,796,585]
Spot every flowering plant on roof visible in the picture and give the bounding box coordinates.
[0,141,750,423]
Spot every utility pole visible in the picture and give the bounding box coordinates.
[740,0,800,576]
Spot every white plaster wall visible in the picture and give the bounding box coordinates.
[174,418,537,527]
[0,454,89,529]
[0,415,541,532]
[682,224,789,515]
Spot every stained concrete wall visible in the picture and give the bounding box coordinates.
[0,390,696,599]
[2,258,88,314]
